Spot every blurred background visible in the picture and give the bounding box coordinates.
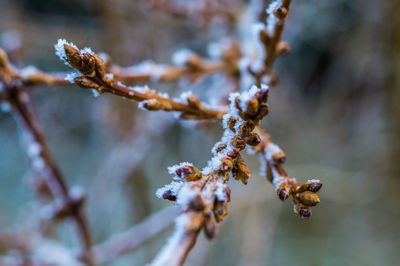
[0,0,399,265]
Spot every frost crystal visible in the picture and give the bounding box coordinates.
[27,142,42,158]
[172,49,193,66]
[64,72,80,83]
[54,39,78,66]
[91,89,100,97]
[266,0,283,35]
[155,181,184,199]
[167,162,194,176]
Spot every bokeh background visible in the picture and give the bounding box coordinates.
[0,0,399,265]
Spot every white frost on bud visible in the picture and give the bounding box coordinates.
[54,38,78,66]
[167,162,194,175]
[155,181,184,199]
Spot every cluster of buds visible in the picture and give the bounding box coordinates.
[256,130,322,219]
[156,84,271,242]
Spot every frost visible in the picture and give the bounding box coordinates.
[266,0,283,35]
[20,65,38,78]
[239,84,259,111]
[54,38,78,66]
[167,162,194,175]
[155,181,184,199]
[214,183,229,202]
[105,73,114,80]
[264,142,282,162]
[32,156,45,171]
[27,142,42,158]
[176,184,200,209]
[138,101,148,111]
[172,49,193,66]
[91,89,100,97]
[64,72,80,83]
[81,47,94,55]
[0,101,11,112]
[178,91,193,102]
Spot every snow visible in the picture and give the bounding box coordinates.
[307,179,321,184]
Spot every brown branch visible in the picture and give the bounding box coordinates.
[150,84,270,265]
[250,0,292,86]
[254,128,322,218]
[55,40,227,120]
[0,49,95,266]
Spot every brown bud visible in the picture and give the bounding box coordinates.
[276,42,290,57]
[188,194,205,211]
[272,151,286,164]
[186,95,201,109]
[273,7,288,19]
[227,148,240,158]
[231,135,246,150]
[204,214,217,239]
[140,99,162,110]
[213,201,228,222]
[220,156,233,172]
[306,180,322,192]
[232,155,250,184]
[227,117,238,132]
[296,204,311,219]
[244,98,259,117]
[298,191,320,206]
[246,133,261,146]
[175,165,201,181]
[277,183,290,201]
[215,144,227,153]
[162,190,177,201]
[254,103,270,120]
[64,44,82,70]
[238,123,253,136]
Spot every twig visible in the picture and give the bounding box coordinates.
[54,40,227,120]
[254,128,322,218]
[0,49,95,266]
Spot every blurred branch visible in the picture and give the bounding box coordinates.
[93,206,180,264]
[0,49,95,266]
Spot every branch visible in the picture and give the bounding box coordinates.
[0,50,95,266]
[93,206,180,264]
[250,0,292,85]
[254,128,322,218]
[151,84,270,266]
[54,40,227,120]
